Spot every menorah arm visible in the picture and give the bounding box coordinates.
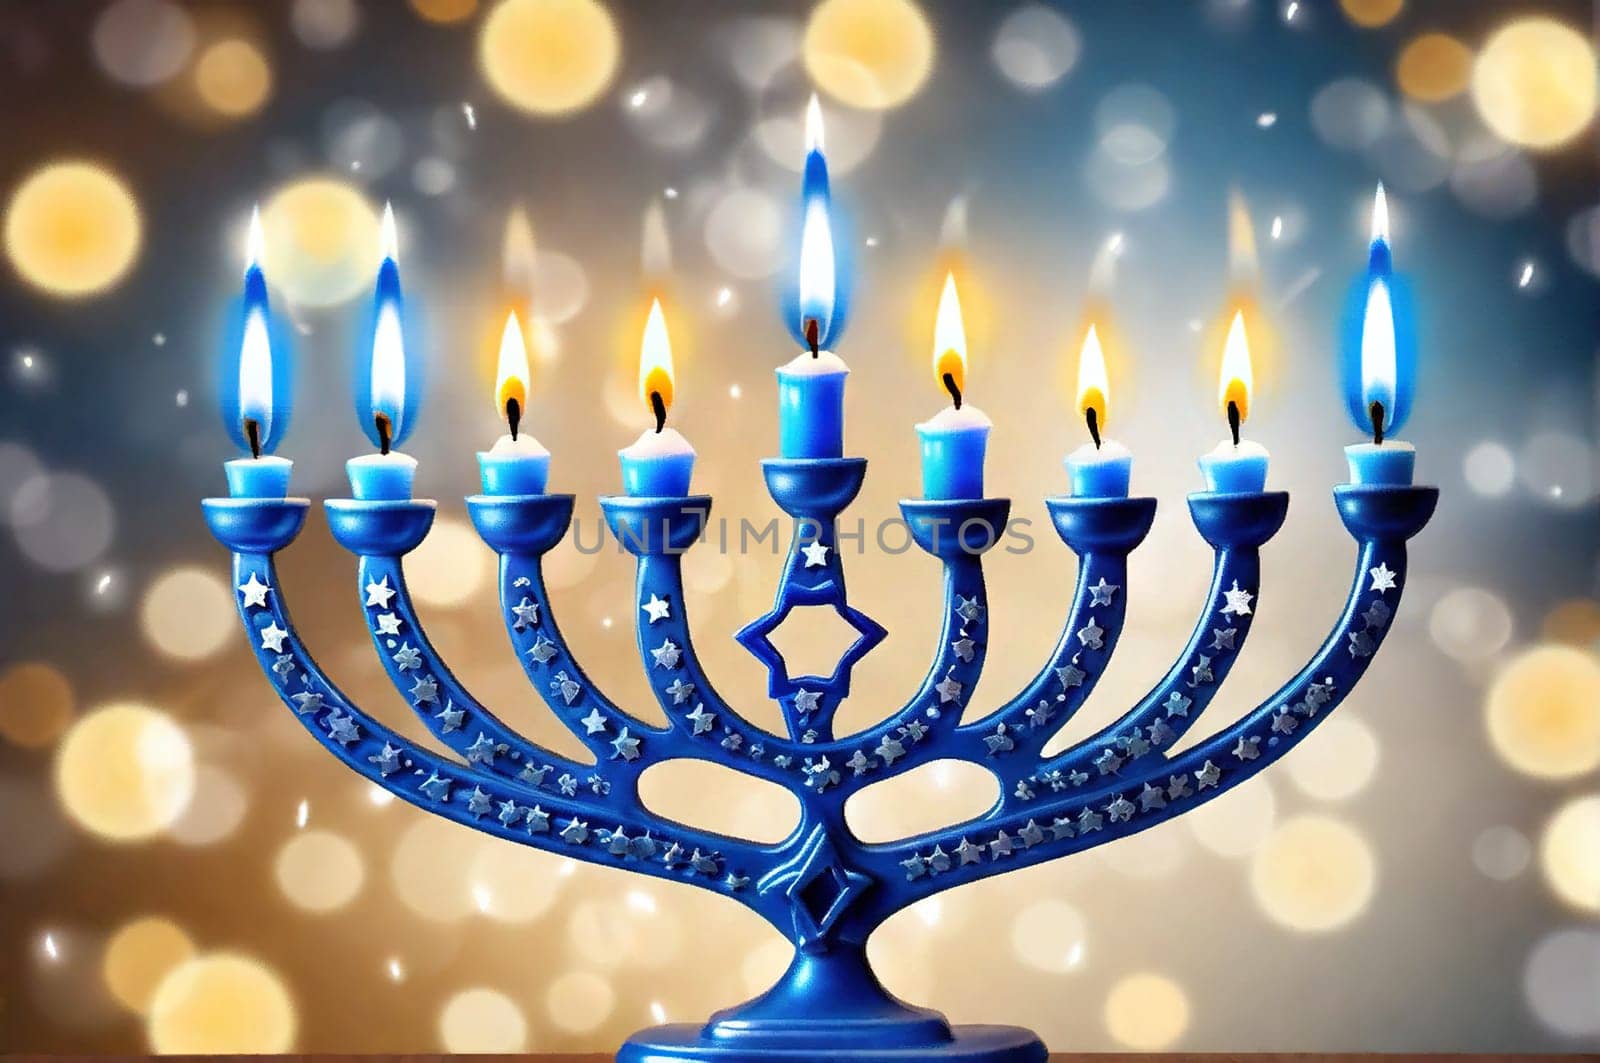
[852,485,1435,925]
[203,498,796,930]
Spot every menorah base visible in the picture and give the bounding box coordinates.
[617,946,1046,1063]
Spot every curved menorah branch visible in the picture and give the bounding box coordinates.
[850,485,1435,930]
[203,499,797,932]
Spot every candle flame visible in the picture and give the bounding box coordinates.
[371,299,405,437]
[239,305,273,446]
[932,271,968,396]
[245,204,264,274]
[1075,323,1110,430]
[1360,277,1396,429]
[495,309,530,418]
[804,93,825,154]
[380,201,399,262]
[1370,182,1390,245]
[638,297,674,414]
[1217,309,1252,422]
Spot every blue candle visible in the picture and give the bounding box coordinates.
[226,456,292,499]
[777,351,848,458]
[621,298,695,497]
[1065,323,1132,498]
[1199,309,1270,494]
[478,310,551,495]
[918,405,991,500]
[1343,185,1416,487]
[349,203,418,500]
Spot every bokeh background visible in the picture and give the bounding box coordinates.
[1,0,1598,1053]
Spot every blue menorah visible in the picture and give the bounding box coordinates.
[203,456,1434,1061]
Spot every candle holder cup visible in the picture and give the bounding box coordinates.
[204,448,1435,1061]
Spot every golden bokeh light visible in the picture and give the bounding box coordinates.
[1542,598,1600,647]
[412,0,479,23]
[404,517,490,608]
[1251,815,1375,933]
[1285,715,1380,802]
[1396,33,1473,103]
[0,660,74,749]
[544,970,614,1034]
[140,566,236,661]
[193,39,273,118]
[3,161,141,297]
[439,987,528,1052]
[1339,0,1402,29]
[478,0,619,116]
[1103,973,1190,1050]
[1539,795,1600,913]
[147,953,296,1053]
[1010,899,1087,974]
[55,703,195,842]
[260,177,381,307]
[1485,644,1600,780]
[275,830,366,913]
[804,0,934,111]
[468,843,566,924]
[1187,775,1276,857]
[103,916,195,1015]
[1471,17,1598,150]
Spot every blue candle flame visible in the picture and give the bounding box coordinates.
[220,206,293,455]
[355,202,422,449]
[1341,184,1416,436]
[784,96,852,349]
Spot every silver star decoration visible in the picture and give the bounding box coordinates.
[899,720,928,742]
[392,643,422,671]
[1221,580,1254,616]
[1068,769,1090,787]
[1363,599,1392,629]
[409,676,439,705]
[1076,617,1105,650]
[519,764,550,787]
[1195,760,1223,788]
[259,623,289,653]
[610,727,641,761]
[632,834,658,860]
[1089,577,1120,606]
[641,594,671,623]
[290,691,323,715]
[1210,627,1237,652]
[792,689,822,716]
[497,799,521,827]
[580,708,608,735]
[1094,748,1123,775]
[803,757,839,792]
[1056,663,1086,690]
[951,637,976,663]
[527,637,557,665]
[1271,711,1298,735]
[661,843,685,868]
[1369,562,1397,593]
[1139,783,1168,811]
[325,710,360,746]
[1018,819,1045,847]
[1307,678,1335,707]
[934,674,963,704]
[1167,774,1193,799]
[238,573,270,607]
[725,873,749,891]
[525,806,550,833]
[955,838,983,865]
[846,750,874,776]
[434,701,464,733]
[375,612,403,636]
[1027,701,1055,729]
[369,743,402,776]
[1348,630,1376,658]
[720,731,743,752]
[685,703,716,735]
[1077,807,1105,832]
[466,787,492,818]
[1041,770,1066,792]
[1015,779,1036,800]
[418,773,451,802]
[955,595,985,624]
[511,597,540,631]
[875,735,906,765]
[983,723,1015,755]
[365,576,396,609]
[605,827,632,856]
[465,733,497,765]
[271,652,293,678]
[560,819,589,844]
[901,855,927,880]
[665,677,695,705]
[801,540,830,568]
[1189,656,1214,687]
[1106,796,1136,823]
[1147,719,1176,747]
[989,832,1015,858]
[927,845,952,873]
[551,672,580,705]
[557,774,578,796]
[651,638,682,669]
[1049,817,1075,841]
[1122,733,1151,759]
[748,743,764,760]
[690,850,719,875]
[1164,691,1192,718]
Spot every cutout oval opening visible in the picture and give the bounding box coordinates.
[844,759,999,844]
[639,758,802,844]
